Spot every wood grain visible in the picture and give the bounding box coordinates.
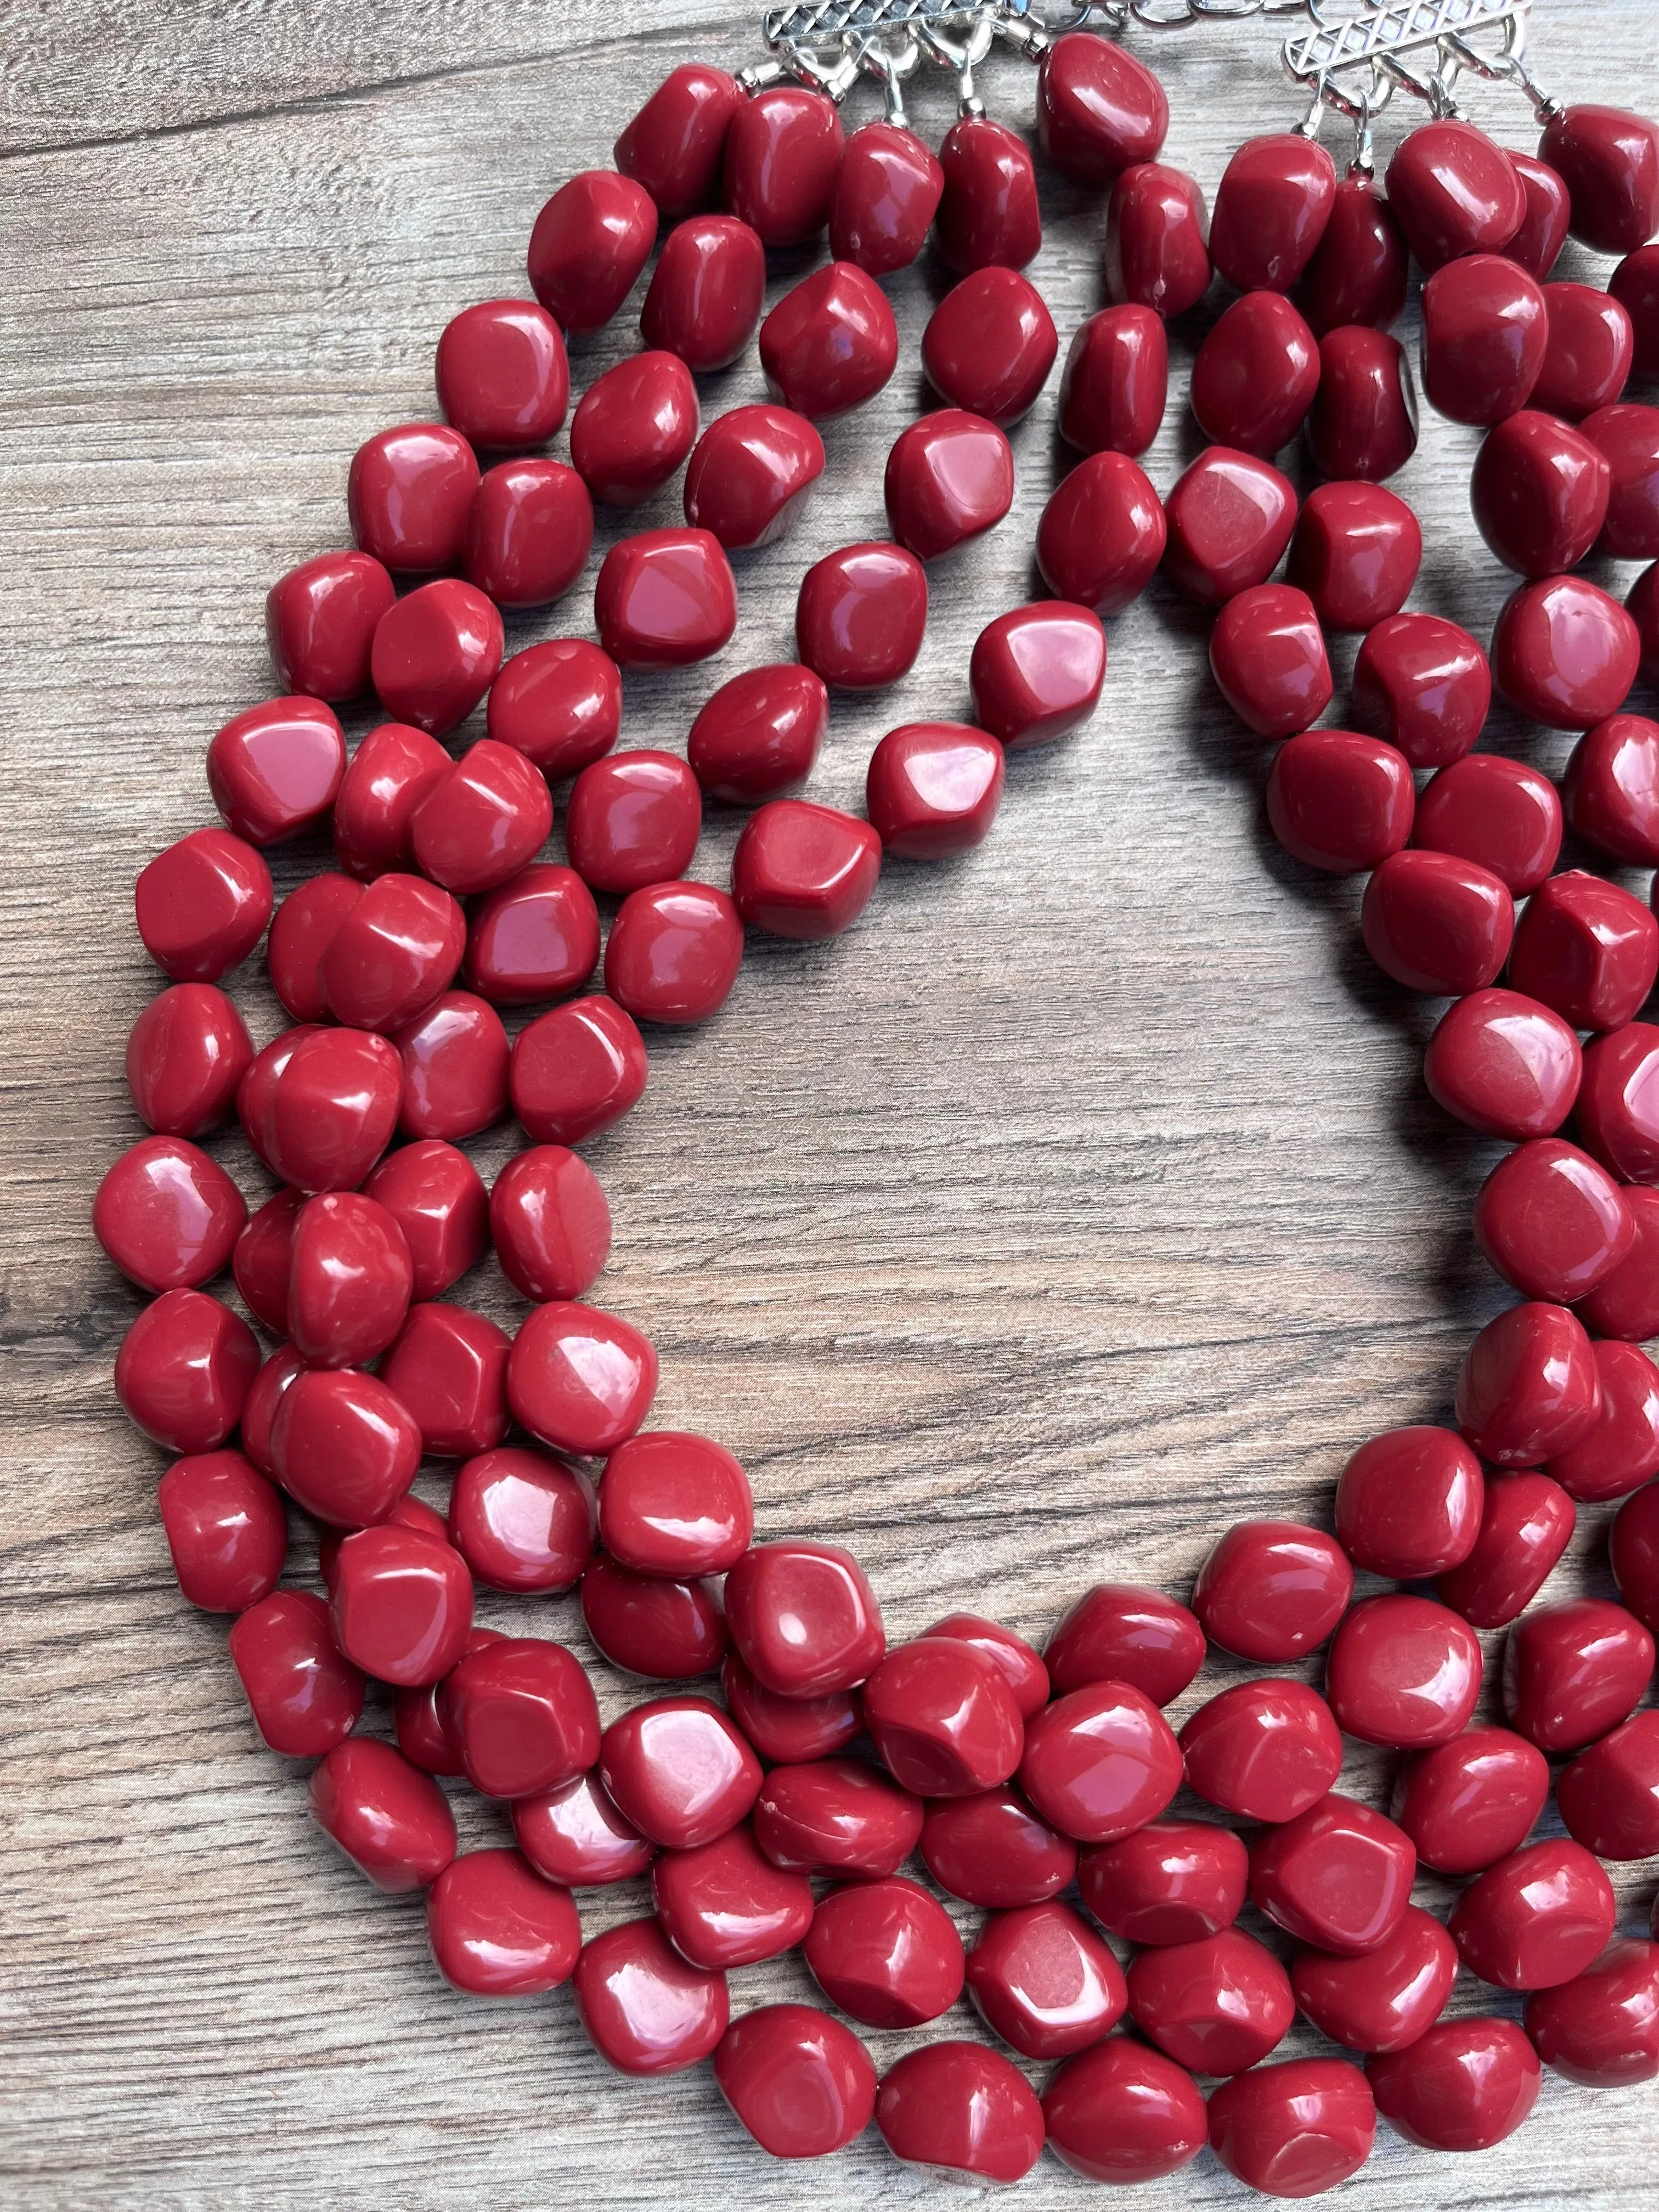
[2,3,1656,2204]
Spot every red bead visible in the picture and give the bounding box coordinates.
[361,1137,487,1301]
[966,1900,1126,2061]
[921,1787,1075,1908]
[723,86,842,247]
[884,409,1013,563]
[463,458,594,609]
[510,993,646,1146]
[228,1587,363,1754]
[1526,1938,1659,2086]
[722,1653,860,1765]
[319,871,466,1031]
[1368,2017,1540,2151]
[1192,291,1319,458]
[1210,133,1336,292]
[713,2005,876,2159]
[1162,447,1295,606]
[370,577,504,736]
[288,1190,411,1367]
[505,1299,655,1458]
[828,121,943,276]
[593,528,736,668]
[1209,583,1331,740]
[923,267,1057,428]
[1128,1927,1293,2075]
[1036,450,1166,616]
[753,1758,922,1878]
[936,115,1040,275]
[1192,1520,1352,1662]
[1042,2039,1206,2187]
[1420,255,1547,426]
[1477,1142,1632,1310]
[411,741,551,898]
[267,873,359,1022]
[861,1637,1023,1799]
[1472,410,1611,582]
[564,751,700,897]
[1057,304,1167,459]
[683,405,825,555]
[614,63,743,219]
[1565,710,1659,868]
[865,722,1004,860]
[640,213,765,372]
[331,1522,472,1686]
[1584,402,1659,560]
[114,1289,258,1454]
[526,171,657,332]
[1457,1301,1601,1468]
[1494,573,1641,730]
[488,1146,608,1306]
[1250,1795,1417,1955]
[968,602,1105,754]
[1334,1424,1483,1579]
[348,424,479,573]
[435,300,568,449]
[1504,1595,1654,1752]
[922,1614,1047,1720]
[1209,2059,1375,2197]
[462,865,599,1011]
[1324,1594,1483,1750]
[1559,1709,1659,1858]
[1613,244,1659,377]
[266,550,394,703]
[1293,1907,1459,2056]
[1391,1725,1550,1874]
[687,663,826,804]
[573,1917,727,2075]
[580,1554,726,1680]
[1541,105,1659,256]
[1178,1678,1344,1824]
[1388,119,1525,269]
[1077,1819,1248,1946]
[569,352,698,509]
[1414,753,1561,895]
[136,827,272,984]
[795,540,927,689]
[1043,1582,1204,1706]
[158,1449,285,1612]
[597,1432,751,1581]
[1435,1470,1576,1628]
[605,881,743,1028]
[513,1769,653,1887]
[1286,482,1420,633]
[241,1026,398,1192]
[1450,1837,1617,1989]
[1352,611,1489,768]
[1634,561,1659,679]
[1104,161,1210,317]
[731,800,881,940]
[875,2042,1043,2186]
[724,1541,883,1697]
[126,984,252,1138]
[442,1634,599,1799]
[1508,153,1573,279]
[1018,1681,1182,1844]
[1613,1479,1659,1629]
[487,641,620,782]
[1037,32,1166,186]
[425,1848,579,1997]
[806,1875,963,2028]
[1583,1188,1659,1343]
[93,1137,245,1295]
[1578,1020,1659,1182]
[321,1491,448,1601]
[448,1447,592,1595]
[239,1342,304,1478]
[1513,873,1658,1037]
[1265,730,1415,875]
[1533,281,1635,419]
[370,1302,500,1461]
[759,261,897,422]
[332,723,448,881]
[1361,848,1514,995]
[1297,177,1408,334]
[1306,325,1419,480]
[1424,988,1581,1143]
[309,1736,455,1891]
[599,1694,761,1850]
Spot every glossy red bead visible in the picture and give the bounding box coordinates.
[1104,160,1210,317]
[805,1875,963,2028]
[921,1787,1075,1908]
[721,1655,860,1768]
[1192,1520,1352,1662]
[1036,450,1166,616]
[1391,1725,1550,1875]
[321,1491,448,1602]
[1368,2017,1540,2151]
[435,299,568,450]
[360,1137,487,1301]
[724,1540,883,1699]
[463,457,594,610]
[884,409,1013,563]
[1210,583,1331,740]
[860,1636,1022,1800]
[921,1615,1047,1720]
[1558,1709,1659,1858]
[379,1300,509,1458]
[1042,2038,1206,2187]
[1532,281,1635,420]
[828,121,944,276]
[1293,1907,1459,2056]
[442,1633,599,1799]
[605,881,743,1028]
[1192,291,1320,458]
[1037,31,1167,186]
[488,1148,607,1308]
[1584,402,1659,561]
[1633,559,1659,679]
[1388,119,1525,270]
[1056,304,1166,459]
[320,872,466,1032]
[1472,410,1610,578]
[1413,753,1561,895]
[206,695,344,848]
[1210,133,1336,292]
[1457,1301,1600,1468]
[332,721,449,879]
[135,827,271,985]
[731,800,881,940]
[1435,1469,1576,1628]
[923,267,1057,429]
[462,866,598,1011]
[411,741,551,898]
[1504,1594,1654,1752]
[526,170,657,332]
[640,214,765,372]
[266,873,359,1023]
[569,352,698,510]
[512,1769,653,1888]
[564,751,699,898]
[1564,710,1659,870]
[1128,1927,1293,2075]
[287,1190,411,1368]
[1527,1939,1659,2086]
[330,1522,472,1689]
[241,1025,398,1193]
[723,86,842,246]
[1162,446,1295,607]
[370,577,504,737]
[1494,573,1641,730]
[580,1554,726,1680]
[683,404,825,555]
[348,424,478,574]
[158,1449,285,1612]
[1419,255,1547,426]
[1178,1678,1344,1824]
[309,1737,456,1892]
[968,602,1104,753]
[1352,611,1489,768]
[795,540,926,689]
[1612,244,1659,376]
[1579,1019,1659,1182]
[614,63,743,218]
[713,2004,877,2160]
[236,1343,304,1479]
[503,1299,650,1460]
[114,1289,257,1454]
[425,1848,579,1997]
[1450,1837,1617,1989]
[510,992,646,1146]
[1423,988,1581,1142]
[486,640,620,782]
[1209,2059,1375,2197]
[865,722,1003,861]
[448,1447,592,1596]
[266,550,394,702]
[1612,1478,1659,1629]
[1018,1681,1182,1845]
[228,1587,363,1754]
[597,1431,751,1581]
[572,1916,727,2075]
[93,1137,245,1295]
[1476,1141,1632,1310]
[1078,1819,1248,1946]
[1325,1594,1482,1750]
[1250,1795,1417,1956]
[1044,1582,1204,1706]
[1298,176,1408,334]
[1334,1424,1482,1579]
[1541,105,1659,256]
[594,527,736,669]
[1307,324,1419,479]
[599,1695,761,1851]
[875,2042,1043,2186]
[1509,152,1573,279]
[126,984,253,1138]
[1583,1189,1659,1347]
[1361,848,1514,995]
[1265,730,1415,875]
[754,1759,921,1879]
[759,261,897,423]
[687,663,825,804]
[1515,874,1657,1038]
[935,115,1040,275]
[1286,481,1420,633]
[967,1900,1125,2061]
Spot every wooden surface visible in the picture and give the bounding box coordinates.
[3,3,1658,2204]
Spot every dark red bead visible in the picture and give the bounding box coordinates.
[1558,1709,1659,1858]
[1632,560,1659,680]
[136,827,272,984]
[370,577,504,737]
[1471,409,1611,577]
[1368,2018,1539,2151]
[266,551,394,702]
[1293,1908,1459,2056]
[1435,1470,1576,1629]
[921,1787,1075,1908]
[594,528,736,669]
[654,1821,814,1970]
[724,1541,883,1697]
[230,1189,297,1334]
[598,1694,761,1850]
[565,751,700,897]
[1508,153,1573,279]
[731,800,881,940]
[506,1298,654,1458]
[569,352,698,510]
[1584,402,1659,560]
[1057,303,1167,458]
[1476,1140,1631,1307]
[1334,1424,1483,1579]
[1286,482,1420,634]
[464,863,598,1008]
[597,1432,750,1580]
[487,640,619,783]
[683,403,825,553]
[526,171,657,331]
[1161,447,1295,607]
[381,1300,510,1459]
[1352,611,1489,768]
[1420,255,1547,425]
[1504,1595,1654,1753]
[158,1449,286,1612]
[861,1636,1023,1798]
[1613,243,1659,377]
[1104,161,1210,318]
[721,1653,860,1766]
[1413,753,1560,895]
[936,115,1040,275]
[795,540,927,690]
[1251,1795,1417,1955]
[426,1848,579,1997]
[1389,119,1524,269]
[639,214,765,372]
[435,299,568,449]
[93,1136,245,1295]
[310,1736,456,1891]
[1037,31,1167,186]
[966,1900,1126,2061]
[1541,105,1659,256]
[332,722,449,880]
[1361,848,1514,995]
[1044,1582,1204,1706]
[1210,134,1335,292]
[348,424,478,573]
[243,1025,402,1193]
[318,871,465,1031]
[865,722,1003,860]
[1456,1301,1600,1467]
[267,873,359,1022]
[1613,1477,1659,1629]
[1192,1520,1352,1662]
[1192,290,1319,457]
[1036,450,1166,616]
[969,602,1105,752]
[1565,710,1659,865]
[126,983,253,1138]
[1511,872,1657,1036]
[206,696,345,847]
[331,1521,473,1687]
[1494,573,1641,729]
[1583,1188,1659,1341]
[1298,177,1408,334]
[922,1614,1047,1720]
[614,64,743,219]
[361,1137,488,1301]
[1534,281,1635,419]
[488,1143,608,1304]
[1391,1725,1550,1874]
[115,1289,258,1454]
[510,993,647,1145]
[759,260,897,422]
[1018,1681,1181,1845]
[444,1634,599,1798]
[1209,583,1331,740]
[229,1587,363,1755]
[1042,2039,1206,2187]
[687,663,826,803]
[513,1769,653,1888]
[753,1758,922,1879]
[1525,1938,1659,2086]
[713,2005,876,2159]
[1266,730,1415,875]
[411,741,552,898]
[923,267,1057,429]
[723,86,842,246]
[572,1916,727,2075]
[1127,1927,1293,2075]
[874,2043,1043,2186]
[1178,1679,1343,1824]
[884,408,1013,562]
[462,458,594,609]
[828,121,943,276]
[1306,325,1419,480]
[1450,1837,1617,1989]
[1208,2059,1375,2197]
[1578,1020,1659,1181]
[580,1554,726,1680]
[288,1190,411,1366]
[238,1343,304,1477]
[1325,1594,1482,1750]
[1078,1819,1248,1946]
[449,1446,594,1594]
[605,882,743,1028]
[806,1875,963,2029]
[394,991,508,1140]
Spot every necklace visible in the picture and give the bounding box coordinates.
[93,0,1659,2190]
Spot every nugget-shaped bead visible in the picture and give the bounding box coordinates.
[527,171,657,331]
